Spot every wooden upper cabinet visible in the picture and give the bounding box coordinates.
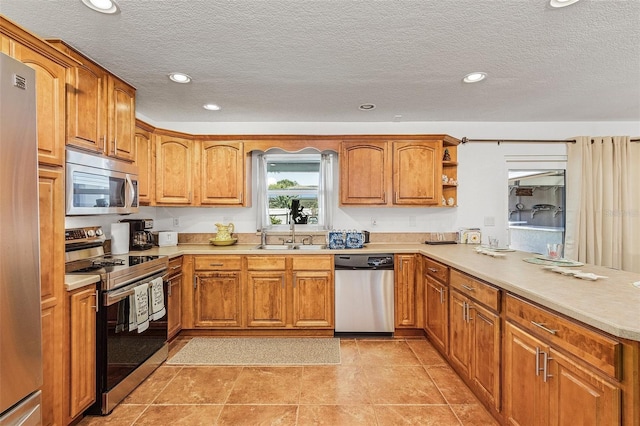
[155,135,195,204]
[200,141,249,206]
[339,139,445,206]
[340,141,389,205]
[392,141,441,205]
[48,40,107,154]
[11,42,68,166]
[106,74,136,161]
[134,124,154,205]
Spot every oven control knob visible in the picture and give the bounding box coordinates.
[95,228,103,236]
[87,229,95,237]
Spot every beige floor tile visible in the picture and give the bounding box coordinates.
[122,365,182,404]
[338,339,361,365]
[299,366,370,405]
[133,404,223,425]
[78,404,146,425]
[364,365,446,404]
[427,365,479,405]
[297,404,377,425]
[154,366,242,404]
[216,404,298,425]
[226,367,302,404]
[374,404,462,426]
[406,339,447,366]
[450,404,499,426]
[356,339,421,366]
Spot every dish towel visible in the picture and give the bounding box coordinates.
[149,277,166,321]
[134,283,150,333]
[128,294,137,332]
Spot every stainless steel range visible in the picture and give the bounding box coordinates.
[65,226,169,415]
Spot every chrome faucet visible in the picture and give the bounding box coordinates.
[261,229,267,245]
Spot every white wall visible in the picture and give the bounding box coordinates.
[66,120,640,242]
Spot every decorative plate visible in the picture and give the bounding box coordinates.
[523,257,584,267]
[209,238,238,246]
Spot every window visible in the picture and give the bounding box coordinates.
[256,150,334,231]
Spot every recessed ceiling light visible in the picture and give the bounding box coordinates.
[549,0,580,8]
[463,72,487,83]
[359,103,376,111]
[81,0,120,14]
[168,72,191,83]
[203,103,221,111]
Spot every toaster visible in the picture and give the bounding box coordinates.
[155,231,178,247]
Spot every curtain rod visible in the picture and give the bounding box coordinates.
[460,137,640,145]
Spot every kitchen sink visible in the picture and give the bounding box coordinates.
[255,244,327,250]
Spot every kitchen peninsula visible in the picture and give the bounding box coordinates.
[66,241,640,426]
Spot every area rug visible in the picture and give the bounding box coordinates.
[166,337,341,365]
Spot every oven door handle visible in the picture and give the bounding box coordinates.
[104,271,167,306]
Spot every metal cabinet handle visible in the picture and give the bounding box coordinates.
[193,275,198,289]
[466,303,473,322]
[171,265,181,270]
[292,272,296,289]
[91,289,99,312]
[435,286,444,304]
[462,301,468,321]
[535,347,542,377]
[543,351,553,382]
[531,321,558,335]
[210,263,224,266]
[462,284,475,291]
[428,267,438,273]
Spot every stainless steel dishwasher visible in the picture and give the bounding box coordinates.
[334,254,395,334]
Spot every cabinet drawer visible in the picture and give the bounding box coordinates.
[292,255,333,270]
[450,269,499,312]
[194,256,242,271]
[246,256,286,270]
[424,257,449,283]
[167,256,183,276]
[506,294,621,379]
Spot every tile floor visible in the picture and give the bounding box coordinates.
[79,337,498,425]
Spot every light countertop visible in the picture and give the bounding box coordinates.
[65,242,640,341]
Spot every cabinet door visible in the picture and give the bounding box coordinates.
[200,141,246,205]
[167,273,183,340]
[134,126,154,205]
[470,303,501,411]
[449,290,471,376]
[340,141,389,205]
[63,50,107,153]
[504,322,549,426]
[38,166,64,426]
[424,276,448,354]
[156,135,195,204]
[13,43,67,166]
[395,255,416,327]
[292,270,333,328]
[246,271,287,327]
[68,286,97,418]
[107,75,136,161]
[392,141,441,205]
[548,349,620,426]
[194,272,242,327]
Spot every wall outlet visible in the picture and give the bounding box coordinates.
[371,217,377,226]
[173,217,180,227]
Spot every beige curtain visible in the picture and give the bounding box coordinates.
[565,136,640,272]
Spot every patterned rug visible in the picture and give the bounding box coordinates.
[166,337,341,365]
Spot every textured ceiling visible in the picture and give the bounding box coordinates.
[2,0,639,123]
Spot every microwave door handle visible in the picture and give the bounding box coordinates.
[126,174,135,208]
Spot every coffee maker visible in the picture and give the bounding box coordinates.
[120,219,153,251]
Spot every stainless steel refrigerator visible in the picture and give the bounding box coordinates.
[0,53,43,425]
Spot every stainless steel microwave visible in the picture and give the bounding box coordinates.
[65,148,139,215]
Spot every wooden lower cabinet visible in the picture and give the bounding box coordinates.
[292,270,333,328]
[395,254,417,328]
[424,275,448,354]
[449,287,501,412]
[194,270,242,327]
[167,256,183,340]
[67,285,97,420]
[247,270,287,327]
[504,322,620,426]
